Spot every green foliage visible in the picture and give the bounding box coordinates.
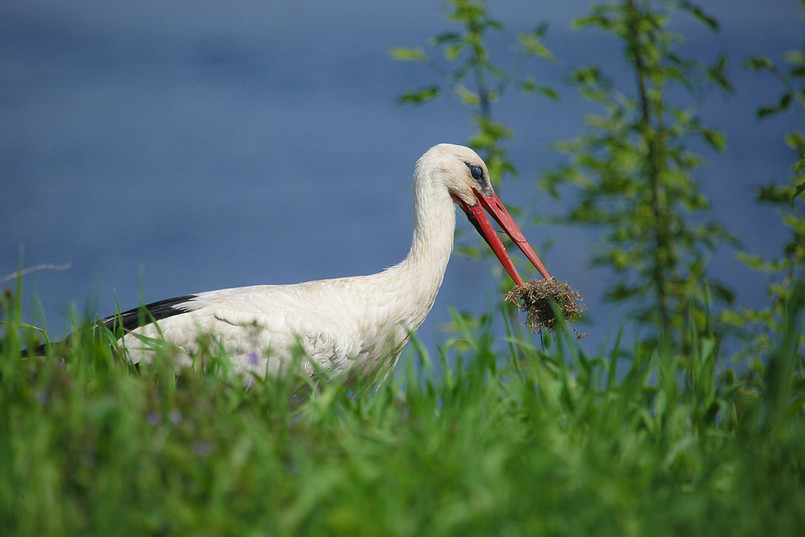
[391,0,556,182]
[745,44,805,121]
[723,29,805,360]
[392,0,559,316]
[540,0,735,349]
[2,284,804,536]
[5,2,804,531]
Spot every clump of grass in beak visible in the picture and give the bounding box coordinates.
[505,279,586,333]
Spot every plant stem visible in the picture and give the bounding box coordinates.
[627,0,672,334]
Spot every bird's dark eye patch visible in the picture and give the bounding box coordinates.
[465,162,485,184]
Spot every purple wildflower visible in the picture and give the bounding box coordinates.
[192,441,214,457]
[169,409,182,425]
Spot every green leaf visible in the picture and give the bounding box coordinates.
[518,78,559,101]
[430,32,462,46]
[536,85,559,101]
[784,132,805,151]
[784,49,805,65]
[455,85,480,106]
[397,86,441,105]
[445,42,466,60]
[794,176,805,197]
[735,252,768,271]
[708,54,734,93]
[570,65,604,87]
[758,183,795,204]
[518,32,555,61]
[744,56,774,71]
[782,213,805,234]
[518,77,537,93]
[711,282,735,305]
[719,308,746,326]
[757,105,780,119]
[779,92,793,111]
[389,47,427,61]
[702,129,727,152]
[681,1,719,31]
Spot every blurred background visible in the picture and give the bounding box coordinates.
[1,0,801,354]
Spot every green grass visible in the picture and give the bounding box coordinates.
[1,286,804,536]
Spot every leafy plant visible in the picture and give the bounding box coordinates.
[540,0,735,350]
[722,26,805,362]
[391,0,561,339]
[391,0,556,184]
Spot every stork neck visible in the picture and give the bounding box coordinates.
[388,177,456,330]
[407,181,456,271]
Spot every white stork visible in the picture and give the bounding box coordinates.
[105,144,551,387]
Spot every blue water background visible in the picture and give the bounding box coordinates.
[1,1,801,360]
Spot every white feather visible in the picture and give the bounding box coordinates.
[120,144,492,387]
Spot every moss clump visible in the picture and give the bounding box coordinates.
[505,278,585,333]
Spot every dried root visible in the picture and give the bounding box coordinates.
[505,278,585,333]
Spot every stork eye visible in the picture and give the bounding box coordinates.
[470,166,483,181]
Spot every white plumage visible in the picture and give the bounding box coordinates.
[114,144,550,387]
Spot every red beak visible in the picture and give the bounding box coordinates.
[456,188,551,286]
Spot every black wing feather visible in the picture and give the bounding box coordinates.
[102,294,197,332]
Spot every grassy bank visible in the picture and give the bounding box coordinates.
[1,287,803,536]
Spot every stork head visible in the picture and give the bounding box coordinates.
[418,144,551,286]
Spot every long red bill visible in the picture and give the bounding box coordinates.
[457,189,551,286]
